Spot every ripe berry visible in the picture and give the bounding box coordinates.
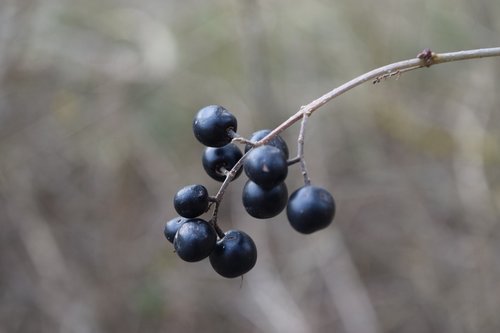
[202,143,243,182]
[209,230,257,278]
[244,145,288,189]
[173,184,209,218]
[193,105,237,147]
[174,218,217,262]
[242,180,288,219]
[245,129,289,159]
[164,216,188,243]
[287,185,336,234]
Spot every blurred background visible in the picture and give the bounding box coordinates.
[1,0,499,332]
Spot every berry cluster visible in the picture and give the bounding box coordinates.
[164,105,336,278]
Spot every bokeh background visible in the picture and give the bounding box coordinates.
[1,1,499,332]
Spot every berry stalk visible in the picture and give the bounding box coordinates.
[297,113,311,186]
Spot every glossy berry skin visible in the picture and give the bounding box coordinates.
[174,218,217,262]
[242,180,288,219]
[287,185,335,234]
[245,129,289,159]
[164,216,188,243]
[244,145,288,189]
[173,184,209,218]
[209,230,257,278]
[193,105,237,147]
[202,143,243,182]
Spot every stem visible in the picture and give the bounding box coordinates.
[287,156,300,166]
[254,47,500,147]
[208,46,500,231]
[207,150,253,235]
[228,129,254,145]
[298,113,311,185]
[209,202,226,238]
[214,149,251,202]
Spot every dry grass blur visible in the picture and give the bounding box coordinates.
[1,1,499,332]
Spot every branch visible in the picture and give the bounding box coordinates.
[209,47,500,218]
[255,47,500,147]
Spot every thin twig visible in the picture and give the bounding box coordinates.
[207,149,253,237]
[209,202,226,238]
[287,156,301,166]
[213,150,251,202]
[209,47,500,226]
[228,129,254,145]
[297,113,311,185]
[254,47,500,147]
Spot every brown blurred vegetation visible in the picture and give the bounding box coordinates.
[1,1,499,332]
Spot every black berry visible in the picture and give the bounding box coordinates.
[245,129,289,159]
[242,180,288,219]
[209,230,257,278]
[173,184,209,218]
[164,216,188,243]
[287,185,336,234]
[202,143,243,182]
[193,105,237,147]
[244,145,288,189]
[174,218,217,262]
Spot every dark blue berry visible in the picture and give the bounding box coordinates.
[244,145,288,189]
[164,216,188,243]
[193,105,237,147]
[242,180,288,219]
[173,184,209,218]
[173,218,217,262]
[209,230,257,278]
[202,143,243,182]
[245,129,289,159]
[287,185,335,234]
